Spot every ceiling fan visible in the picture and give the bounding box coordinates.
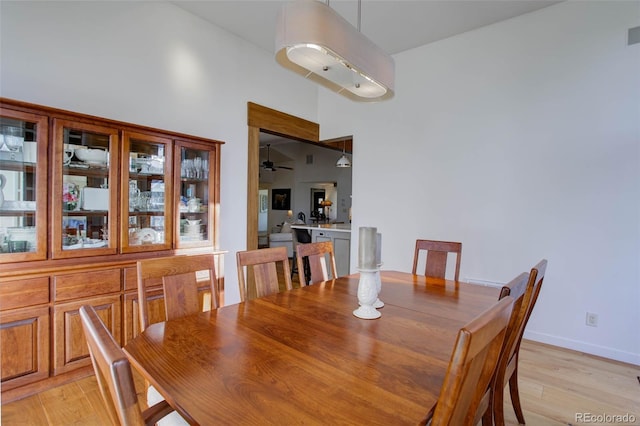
[261,144,293,171]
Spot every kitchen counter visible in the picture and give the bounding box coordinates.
[291,224,351,233]
[292,224,351,277]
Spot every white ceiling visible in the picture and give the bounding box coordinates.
[171,0,560,55]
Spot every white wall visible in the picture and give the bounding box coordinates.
[319,1,640,364]
[0,1,320,305]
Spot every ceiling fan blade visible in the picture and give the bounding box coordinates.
[277,166,294,170]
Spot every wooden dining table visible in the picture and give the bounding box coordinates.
[124,270,500,425]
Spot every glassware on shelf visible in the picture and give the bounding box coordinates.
[3,126,24,152]
[177,146,212,247]
[0,110,47,261]
[124,133,170,251]
[181,156,208,179]
[129,180,140,211]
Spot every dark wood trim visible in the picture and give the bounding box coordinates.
[319,136,352,154]
[246,103,320,251]
[247,102,319,142]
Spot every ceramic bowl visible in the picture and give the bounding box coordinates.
[74,148,108,165]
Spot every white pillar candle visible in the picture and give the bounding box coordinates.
[358,226,377,269]
[376,233,382,266]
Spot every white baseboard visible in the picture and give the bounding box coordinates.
[524,330,640,366]
[465,277,504,288]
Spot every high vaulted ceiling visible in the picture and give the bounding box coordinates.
[172,0,560,55]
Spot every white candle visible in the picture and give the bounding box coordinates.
[376,233,382,266]
[358,227,377,269]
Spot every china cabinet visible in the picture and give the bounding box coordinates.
[0,98,224,402]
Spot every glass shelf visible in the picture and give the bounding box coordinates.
[122,131,172,252]
[51,118,118,258]
[0,109,47,260]
[176,143,215,247]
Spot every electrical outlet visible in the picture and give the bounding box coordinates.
[586,312,598,327]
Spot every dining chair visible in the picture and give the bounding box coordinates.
[412,239,462,282]
[78,305,187,426]
[420,295,514,426]
[485,271,530,425]
[236,246,292,301]
[137,253,219,332]
[292,227,313,281]
[492,259,548,426]
[295,241,338,286]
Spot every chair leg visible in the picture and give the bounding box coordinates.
[303,257,311,285]
[481,404,493,426]
[509,365,526,424]
[291,253,298,278]
[493,384,506,426]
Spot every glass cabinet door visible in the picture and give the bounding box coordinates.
[121,131,172,252]
[51,119,119,259]
[0,108,48,262]
[174,141,218,249]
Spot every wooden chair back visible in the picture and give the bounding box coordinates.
[497,272,531,363]
[79,305,175,426]
[137,253,219,331]
[491,259,548,425]
[236,246,292,301]
[295,241,338,286]
[412,239,462,281]
[424,296,514,426]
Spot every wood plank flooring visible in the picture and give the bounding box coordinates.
[2,340,638,425]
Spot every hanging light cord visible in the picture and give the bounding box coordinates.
[326,0,362,32]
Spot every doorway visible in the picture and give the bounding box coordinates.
[311,188,325,221]
[246,103,319,250]
[246,102,352,250]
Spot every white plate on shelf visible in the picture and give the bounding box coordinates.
[181,233,204,242]
[1,200,36,211]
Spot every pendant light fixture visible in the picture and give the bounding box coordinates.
[336,140,351,168]
[275,0,395,102]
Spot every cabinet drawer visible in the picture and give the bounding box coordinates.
[53,268,121,302]
[0,277,49,311]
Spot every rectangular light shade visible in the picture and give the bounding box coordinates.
[275,1,394,102]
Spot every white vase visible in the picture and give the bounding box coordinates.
[353,269,381,319]
[373,269,384,308]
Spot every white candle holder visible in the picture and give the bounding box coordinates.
[373,266,384,308]
[353,268,381,319]
[359,266,384,309]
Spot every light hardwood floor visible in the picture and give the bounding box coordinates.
[1,339,638,425]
